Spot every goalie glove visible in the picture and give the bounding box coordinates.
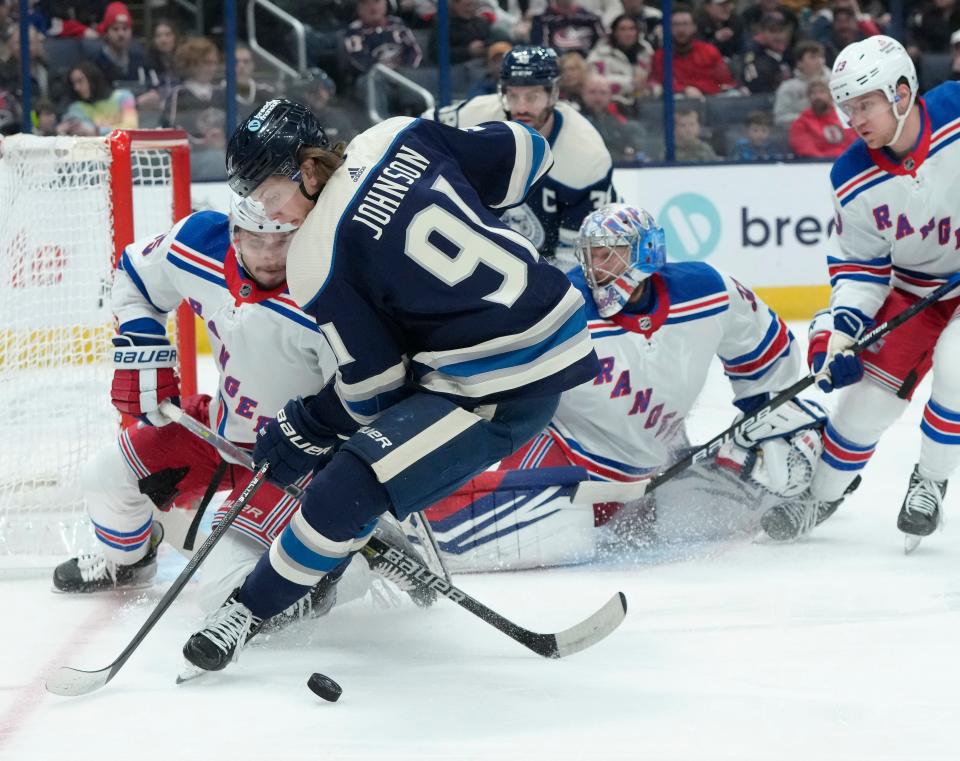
[111,333,179,426]
[254,396,341,488]
[809,307,871,393]
[732,397,827,449]
[717,429,822,498]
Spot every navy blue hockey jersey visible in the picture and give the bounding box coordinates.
[286,117,600,424]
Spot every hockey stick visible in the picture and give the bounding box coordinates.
[158,401,453,583]
[165,404,628,659]
[45,461,272,697]
[574,275,960,504]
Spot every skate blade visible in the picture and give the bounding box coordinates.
[176,663,209,685]
[904,535,923,555]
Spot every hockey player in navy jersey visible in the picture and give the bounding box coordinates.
[423,203,844,570]
[425,46,616,269]
[52,195,422,621]
[761,36,960,549]
[180,99,600,672]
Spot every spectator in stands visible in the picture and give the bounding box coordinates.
[93,3,153,88]
[59,60,137,135]
[467,40,511,96]
[0,1,11,43]
[162,36,226,147]
[289,66,370,145]
[741,12,792,94]
[788,78,855,158]
[695,0,746,61]
[809,0,881,49]
[0,86,19,135]
[230,43,277,109]
[0,23,49,101]
[31,3,98,38]
[581,71,648,161]
[651,4,736,97]
[529,0,605,58]
[951,29,960,80]
[908,0,960,58]
[33,98,58,135]
[821,6,867,65]
[558,51,589,109]
[602,0,662,49]
[430,0,500,63]
[588,14,654,113]
[730,110,780,159]
[741,0,798,47]
[145,18,179,93]
[673,105,717,161]
[343,0,422,77]
[773,39,830,126]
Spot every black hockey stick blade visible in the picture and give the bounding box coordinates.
[364,534,627,659]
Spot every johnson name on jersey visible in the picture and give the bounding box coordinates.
[426,95,615,261]
[827,81,960,322]
[113,211,337,443]
[548,262,801,481]
[285,116,600,424]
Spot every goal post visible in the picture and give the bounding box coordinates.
[0,129,196,566]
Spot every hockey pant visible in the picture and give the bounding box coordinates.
[83,394,314,600]
[811,290,960,502]
[238,392,560,619]
[423,429,791,572]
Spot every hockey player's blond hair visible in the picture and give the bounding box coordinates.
[299,142,347,193]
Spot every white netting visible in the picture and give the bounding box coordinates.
[0,133,186,566]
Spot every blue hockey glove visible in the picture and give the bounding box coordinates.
[254,396,340,488]
[810,308,871,393]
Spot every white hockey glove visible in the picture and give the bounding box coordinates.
[733,398,827,449]
[717,429,822,498]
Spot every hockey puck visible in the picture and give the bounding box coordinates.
[307,672,342,702]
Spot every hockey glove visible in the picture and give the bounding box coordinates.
[809,308,871,393]
[254,396,339,488]
[111,333,179,426]
[732,396,827,449]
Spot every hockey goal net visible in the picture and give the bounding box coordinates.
[0,129,197,566]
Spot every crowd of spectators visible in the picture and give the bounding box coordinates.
[2,0,960,174]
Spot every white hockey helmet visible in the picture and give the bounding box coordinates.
[830,35,918,146]
[575,203,666,318]
[229,192,298,236]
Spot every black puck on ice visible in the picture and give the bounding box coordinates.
[307,672,342,702]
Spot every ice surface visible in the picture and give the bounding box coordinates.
[2,324,958,761]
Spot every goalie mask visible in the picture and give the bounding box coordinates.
[575,204,666,318]
[229,193,298,290]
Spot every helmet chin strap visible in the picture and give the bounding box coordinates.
[886,89,917,147]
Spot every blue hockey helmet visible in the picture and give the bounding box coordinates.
[499,45,560,89]
[226,98,329,197]
[575,204,666,317]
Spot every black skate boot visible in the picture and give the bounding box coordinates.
[364,517,438,608]
[261,568,342,633]
[52,523,163,593]
[761,476,861,541]
[182,587,264,672]
[898,465,947,553]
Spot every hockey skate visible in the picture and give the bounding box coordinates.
[260,569,342,633]
[761,476,862,541]
[181,587,264,675]
[364,517,438,608]
[52,524,163,593]
[898,465,947,555]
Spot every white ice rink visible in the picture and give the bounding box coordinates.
[2,327,959,761]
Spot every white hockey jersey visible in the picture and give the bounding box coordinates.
[826,81,960,321]
[424,96,615,263]
[549,263,802,481]
[113,211,336,443]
